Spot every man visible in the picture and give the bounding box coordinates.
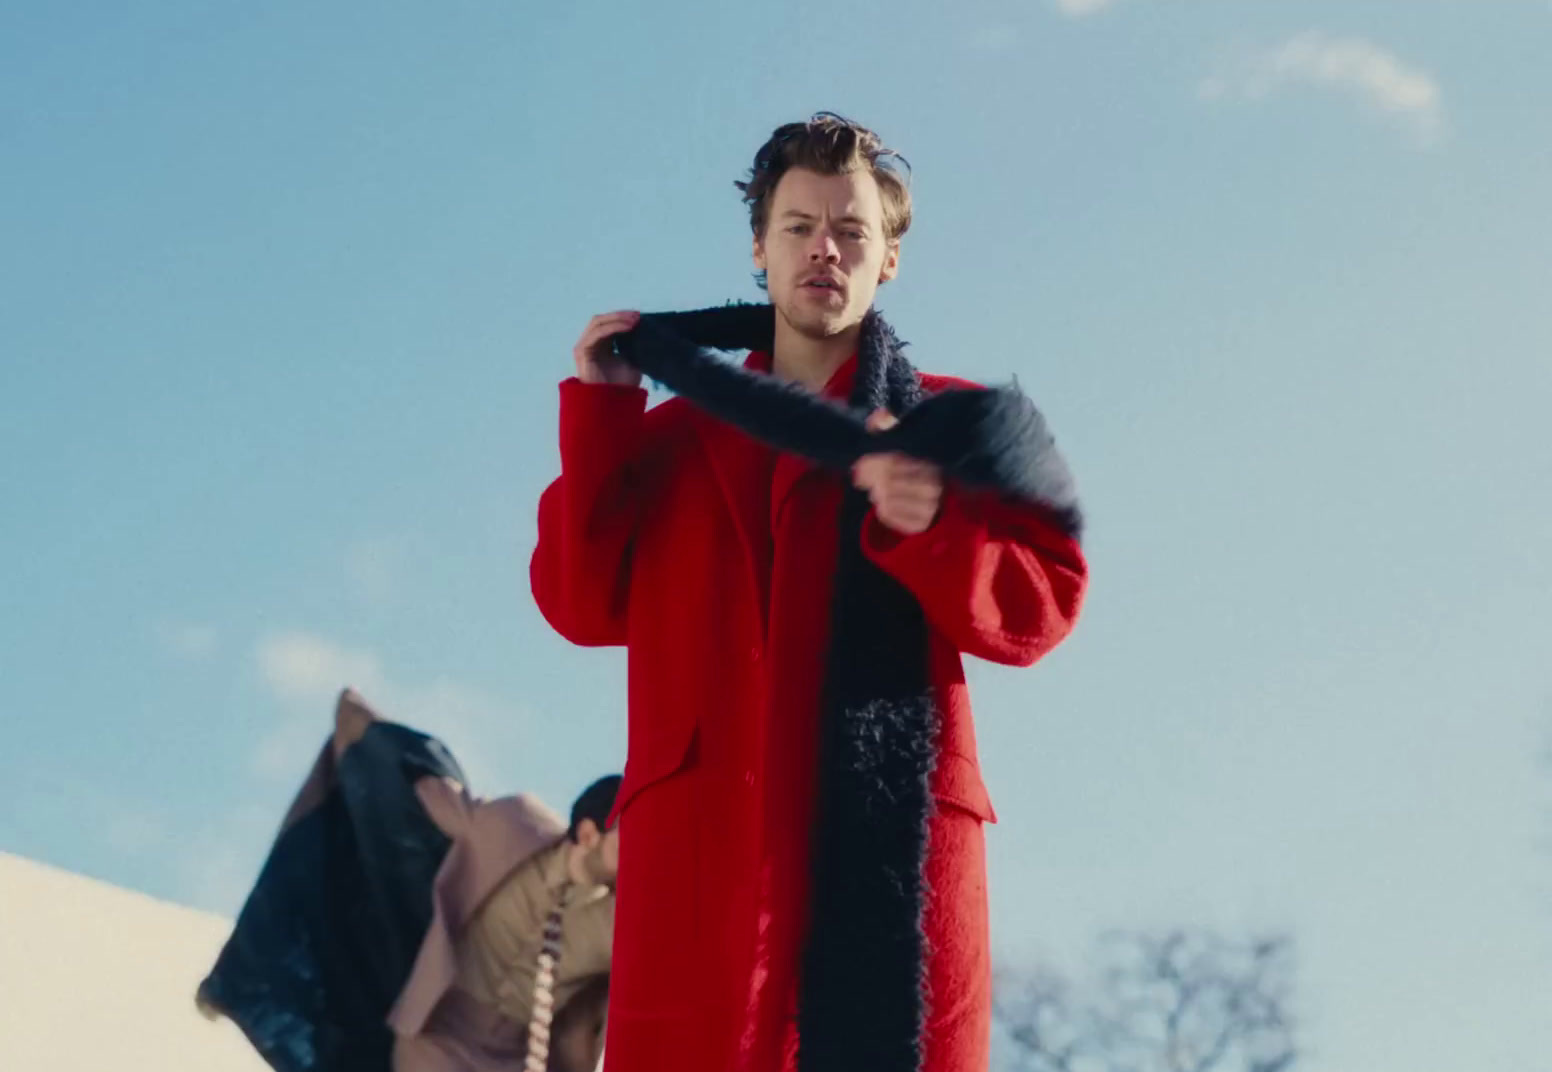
[198,689,617,1072]
[530,113,1087,1072]
[391,770,618,1072]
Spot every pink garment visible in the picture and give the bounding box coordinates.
[392,987,526,1072]
[389,777,569,1045]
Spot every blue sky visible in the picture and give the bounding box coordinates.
[3,2,1550,1068]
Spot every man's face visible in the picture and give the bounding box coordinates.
[753,167,900,341]
[576,818,621,887]
[595,825,620,883]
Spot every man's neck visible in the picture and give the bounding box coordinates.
[771,316,860,392]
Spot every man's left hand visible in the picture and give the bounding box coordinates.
[853,409,944,536]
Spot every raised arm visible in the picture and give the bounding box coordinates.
[862,489,1086,666]
[530,311,651,647]
[853,388,1087,666]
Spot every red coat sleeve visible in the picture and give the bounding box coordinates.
[530,377,650,647]
[861,488,1087,666]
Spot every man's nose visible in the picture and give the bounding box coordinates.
[807,230,841,262]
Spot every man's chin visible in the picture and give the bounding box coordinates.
[777,303,863,340]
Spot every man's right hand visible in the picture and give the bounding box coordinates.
[574,311,643,387]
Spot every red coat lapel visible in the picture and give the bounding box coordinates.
[770,353,859,527]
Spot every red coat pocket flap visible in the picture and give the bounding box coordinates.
[607,719,699,829]
[931,750,998,824]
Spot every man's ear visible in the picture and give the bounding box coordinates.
[752,232,767,274]
[575,818,601,849]
[879,239,900,284]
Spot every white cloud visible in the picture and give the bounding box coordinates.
[251,631,529,795]
[221,632,537,917]
[157,622,219,660]
[252,632,388,777]
[1055,0,1116,15]
[1201,32,1445,145]
[256,632,386,709]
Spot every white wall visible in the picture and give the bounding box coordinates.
[0,852,267,1071]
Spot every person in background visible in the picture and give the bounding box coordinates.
[390,770,619,1072]
[198,689,618,1072]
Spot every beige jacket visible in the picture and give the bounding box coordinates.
[454,837,615,1026]
[388,775,613,1072]
[388,777,567,1037]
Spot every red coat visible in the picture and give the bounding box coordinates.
[531,352,1087,1072]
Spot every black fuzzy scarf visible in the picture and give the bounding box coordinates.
[614,303,1081,1072]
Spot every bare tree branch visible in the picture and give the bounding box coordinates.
[994,931,1298,1072]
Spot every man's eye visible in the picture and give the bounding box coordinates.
[845,231,865,240]
[788,225,809,234]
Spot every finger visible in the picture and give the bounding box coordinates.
[583,311,641,339]
[578,321,637,353]
[852,455,886,491]
[877,502,931,535]
[883,492,937,521]
[859,453,912,484]
[887,464,940,488]
[875,453,938,479]
[903,499,939,530]
[589,310,641,328]
[883,483,941,517]
[865,408,898,432]
[885,465,943,494]
[885,491,942,518]
[590,312,642,336]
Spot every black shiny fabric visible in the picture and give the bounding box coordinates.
[197,721,466,1072]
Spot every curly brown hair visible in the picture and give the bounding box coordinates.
[736,112,913,243]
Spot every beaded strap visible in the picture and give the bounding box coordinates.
[524,883,573,1072]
